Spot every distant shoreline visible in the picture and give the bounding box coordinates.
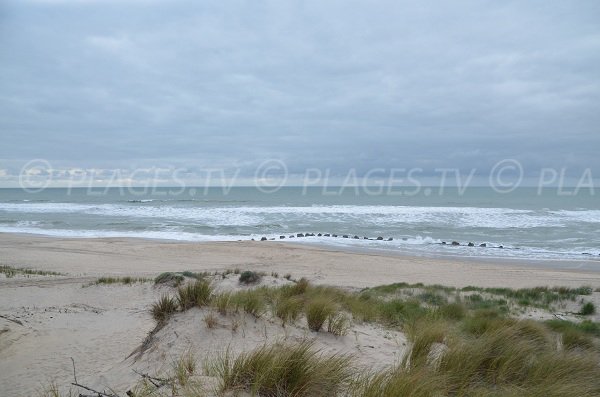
[2,230,599,272]
[1,232,599,288]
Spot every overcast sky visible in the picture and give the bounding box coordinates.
[1,0,599,183]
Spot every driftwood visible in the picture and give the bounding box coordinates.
[70,357,120,397]
[68,357,173,397]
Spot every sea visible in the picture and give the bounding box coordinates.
[0,187,599,265]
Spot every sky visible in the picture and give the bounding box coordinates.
[1,0,599,186]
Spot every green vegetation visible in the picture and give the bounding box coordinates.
[0,265,62,278]
[580,301,596,315]
[93,276,150,285]
[154,272,185,287]
[176,279,213,310]
[305,297,336,331]
[238,270,262,284]
[151,294,178,324]
[207,341,354,396]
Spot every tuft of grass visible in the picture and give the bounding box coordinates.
[327,312,350,336]
[151,294,178,323]
[213,292,233,315]
[580,301,596,315]
[284,273,292,280]
[274,295,303,325]
[204,312,219,329]
[208,341,354,396]
[234,289,266,317]
[351,368,443,397]
[291,277,309,294]
[177,280,213,310]
[154,272,185,287]
[239,270,262,285]
[173,351,196,387]
[305,297,336,332]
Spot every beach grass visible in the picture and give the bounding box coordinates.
[151,294,178,324]
[207,341,354,396]
[93,276,151,285]
[176,279,213,310]
[0,265,62,278]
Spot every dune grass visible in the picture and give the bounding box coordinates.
[151,294,178,324]
[93,276,151,285]
[305,297,336,332]
[207,341,354,396]
[176,279,213,310]
[0,265,62,278]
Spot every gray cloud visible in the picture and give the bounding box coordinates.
[1,0,599,179]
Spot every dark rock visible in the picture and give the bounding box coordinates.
[280,236,286,239]
[468,242,475,247]
[324,233,330,237]
[402,238,408,241]
[260,237,267,241]
[269,238,275,240]
[451,241,460,246]
[317,233,322,236]
[498,245,504,249]
[297,233,304,237]
[364,237,369,239]
[441,241,447,245]
[479,243,486,247]
[332,234,338,237]
[343,235,349,238]
[388,237,393,241]
[377,236,384,240]
[582,252,591,255]
[251,238,255,241]
[289,235,294,238]
[353,235,359,239]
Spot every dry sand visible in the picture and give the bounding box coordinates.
[1,233,599,396]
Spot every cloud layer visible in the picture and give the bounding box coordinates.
[1,0,599,179]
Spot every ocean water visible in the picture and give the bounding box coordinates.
[0,187,599,262]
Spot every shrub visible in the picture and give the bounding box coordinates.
[151,294,178,323]
[209,341,353,396]
[306,298,335,332]
[154,272,184,287]
[177,280,213,310]
[239,270,262,285]
[580,301,596,315]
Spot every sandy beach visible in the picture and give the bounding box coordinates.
[1,233,599,396]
